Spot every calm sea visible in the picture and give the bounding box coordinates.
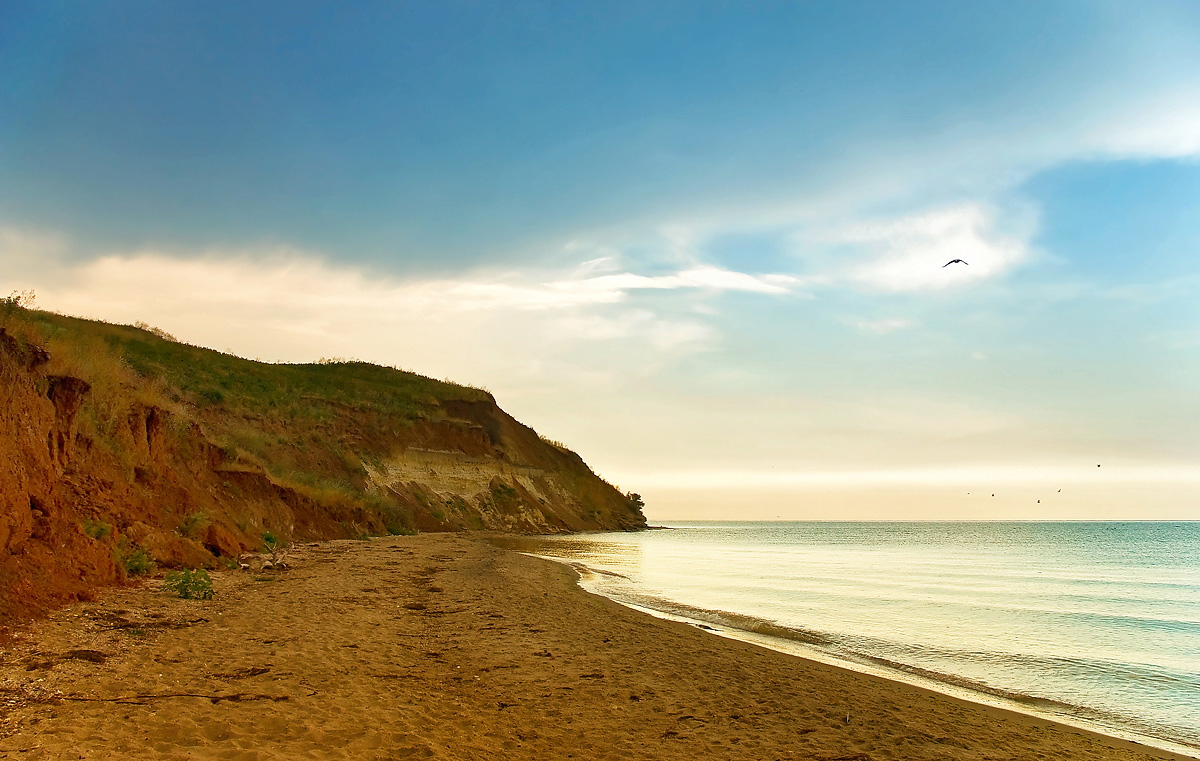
[499,522,1200,755]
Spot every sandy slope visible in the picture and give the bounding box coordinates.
[0,535,1190,761]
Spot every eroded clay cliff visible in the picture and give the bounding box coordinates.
[0,311,645,621]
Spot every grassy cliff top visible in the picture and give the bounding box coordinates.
[15,306,492,419]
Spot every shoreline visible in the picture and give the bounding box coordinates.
[544,556,1198,759]
[1,534,1193,760]
[581,582,1199,759]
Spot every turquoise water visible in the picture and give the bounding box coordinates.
[513,522,1200,754]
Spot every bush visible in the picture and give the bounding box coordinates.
[1,289,36,310]
[83,518,112,540]
[261,530,279,549]
[118,545,154,576]
[132,320,177,342]
[163,569,214,599]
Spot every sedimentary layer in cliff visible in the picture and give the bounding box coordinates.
[0,307,645,620]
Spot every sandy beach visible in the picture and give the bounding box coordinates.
[0,534,1190,761]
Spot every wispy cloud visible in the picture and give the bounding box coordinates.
[0,226,803,388]
[0,226,801,314]
[450,266,800,311]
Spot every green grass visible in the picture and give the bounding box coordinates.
[7,307,488,426]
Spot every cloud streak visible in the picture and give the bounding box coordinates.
[446,266,800,310]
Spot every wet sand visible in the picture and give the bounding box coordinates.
[0,534,1191,760]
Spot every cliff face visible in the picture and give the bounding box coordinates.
[0,309,645,621]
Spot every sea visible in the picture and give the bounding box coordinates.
[497,522,1200,756]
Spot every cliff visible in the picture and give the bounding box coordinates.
[0,304,645,620]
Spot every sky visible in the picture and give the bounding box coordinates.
[2,1,1199,520]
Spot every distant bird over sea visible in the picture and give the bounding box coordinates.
[943,259,969,267]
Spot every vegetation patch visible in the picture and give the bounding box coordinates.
[116,543,154,576]
[82,518,113,541]
[163,569,215,599]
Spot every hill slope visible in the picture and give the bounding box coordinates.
[0,303,645,619]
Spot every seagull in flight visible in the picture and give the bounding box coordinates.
[943,259,969,267]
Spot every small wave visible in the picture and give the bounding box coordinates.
[565,561,631,580]
[654,602,838,648]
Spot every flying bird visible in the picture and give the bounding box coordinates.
[943,259,969,267]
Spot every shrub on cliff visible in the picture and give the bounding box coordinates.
[116,543,154,576]
[83,518,113,540]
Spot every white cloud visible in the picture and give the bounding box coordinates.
[826,204,1032,293]
[844,317,915,335]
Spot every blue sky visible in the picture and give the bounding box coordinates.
[3,1,1199,518]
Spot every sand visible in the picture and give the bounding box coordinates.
[0,534,1191,761]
